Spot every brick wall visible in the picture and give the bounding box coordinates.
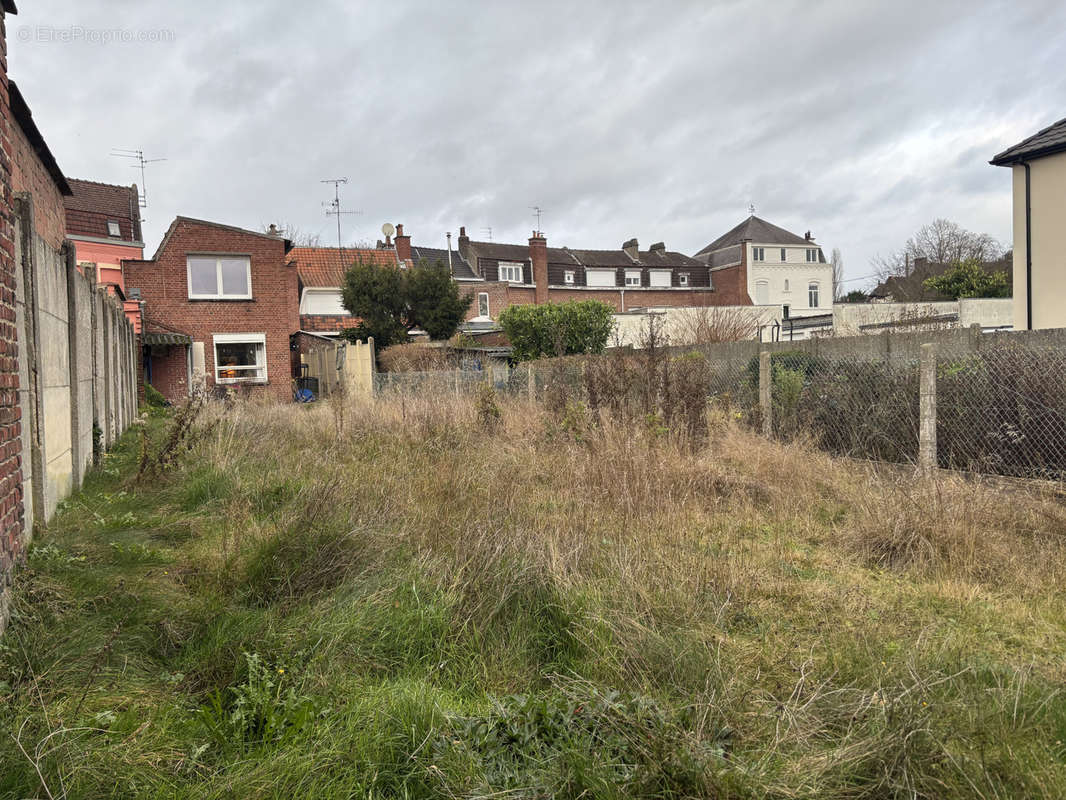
[125,219,298,403]
[0,7,22,632]
[299,313,352,334]
[9,113,64,253]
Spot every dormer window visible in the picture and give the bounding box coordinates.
[107,220,121,237]
[498,262,523,283]
[625,270,642,287]
[564,270,575,285]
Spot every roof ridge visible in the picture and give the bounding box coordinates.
[66,177,138,189]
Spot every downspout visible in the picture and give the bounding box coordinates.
[620,287,625,312]
[1023,161,1033,330]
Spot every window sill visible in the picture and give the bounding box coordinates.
[189,297,255,302]
[216,378,268,385]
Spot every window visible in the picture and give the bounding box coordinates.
[586,269,615,287]
[783,304,790,319]
[808,282,820,308]
[752,247,765,262]
[187,255,251,299]
[498,261,523,283]
[107,220,121,237]
[564,270,575,285]
[649,270,671,288]
[806,248,819,262]
[679,273,689,286]
[755,280,769,305]
[213,333,266,384]
[625,269,642,287]
[780,248,787,262]
[783,278,790,292]
[477,292,490,318]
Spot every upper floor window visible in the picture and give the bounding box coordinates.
[783,278,790,292]
[780,248,786,262]
[679,273,689,286]
[806,248,819,262]
[498,261,523,283]
[752,247,765,262]
[625,269,642,287]
[808,282,820,308]
[477,292,490,318]
[188,255,251,300]
[107,220,121,237]
[564,270,575,285]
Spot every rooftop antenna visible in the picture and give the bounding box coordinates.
[480,226,493,242]
[110,147,166,210]
[321,178,362,252]
[531,205,544,235]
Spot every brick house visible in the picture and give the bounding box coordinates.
[124,217,297,403]
[63,179,144,330]
[291,244,402,335]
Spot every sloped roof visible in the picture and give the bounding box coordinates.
[152,216,293,260]
[696,215,811,255]
[465,240,530,262]
[991,117,1066,165]
[64,178,142,242]
[869,257,1011,301]
[289,246,400,288]
[410,245,479,280]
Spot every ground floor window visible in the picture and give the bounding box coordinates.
[213,333,267,383]
[808,282,820,308]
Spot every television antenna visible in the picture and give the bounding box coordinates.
[321,178,362,251]
[110,148,166,210]
[480,226,493,242]
[531,206,544,235]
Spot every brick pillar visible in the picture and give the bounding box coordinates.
[394,224,411,263]
[529,232,548,304]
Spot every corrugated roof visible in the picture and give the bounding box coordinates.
[64,179,142,242]
[696,215,812,255]
[289,246,400,288]
[991,117,1066,165]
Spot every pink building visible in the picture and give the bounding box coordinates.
[63,179,144,331]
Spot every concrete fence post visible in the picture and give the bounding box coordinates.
[758,350,772,438]
[454,368,460,398]
[527,363,535,401]
[919,342,937,475]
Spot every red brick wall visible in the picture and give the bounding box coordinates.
[9,108,64,253]
[144,344,187,401]
[0,9,25,627]
[125,220,298,403]
[300,313,352,334]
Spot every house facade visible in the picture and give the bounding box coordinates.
[63,178,144,330]
[991,116,1066,330]
[291,245,402,335]
[693,215,833,318]
[124,217,297,403]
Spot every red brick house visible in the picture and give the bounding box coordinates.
[63,179,144,331]
[290,245,402,335]
[124,217,297,403]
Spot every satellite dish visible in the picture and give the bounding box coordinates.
[381,222,395,237]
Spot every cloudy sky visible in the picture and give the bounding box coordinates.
[11,0,1065,288]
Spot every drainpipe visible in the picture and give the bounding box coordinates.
[1023,161,1033,330]
[620,287,625,312]
[446,232,453,273]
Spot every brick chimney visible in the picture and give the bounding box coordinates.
[622,238,639,261]
[529,231,548,304]
[394,223,411,262]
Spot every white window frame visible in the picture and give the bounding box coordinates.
[187,255,252,300]
[213,333,267,384]
[679,273,689,286]
[107,220,121,237]
[752,247,765,262]
[477,292,490,318]
[806,248,818,263]
[564,270,575,285]
[625,269,642,287]
[808,282,820,308]
[780,248,787,262]
[498,261,524,283]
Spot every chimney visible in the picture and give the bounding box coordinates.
[530,230,548,304]
[394,223,411,262]
[622,238,639,261]
[804,231,811,241]
[649,242,666,254]
[446,231,453,272]
[267,223,280,237]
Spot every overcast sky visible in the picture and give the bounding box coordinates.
[11,0,1065,288]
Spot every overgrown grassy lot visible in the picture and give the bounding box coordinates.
[2,392,1066,798]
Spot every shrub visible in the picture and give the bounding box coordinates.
[377,342,454,373]
[144,382,167,408]
[499,300,615,361]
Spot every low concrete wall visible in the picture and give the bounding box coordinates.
[613,305,783,347]
[833,299,1013,337]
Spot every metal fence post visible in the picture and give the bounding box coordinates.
[759,350,771,438]
[919,342,937,474]
[455,368,460,398]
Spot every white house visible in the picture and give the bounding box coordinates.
[693,215,834,322]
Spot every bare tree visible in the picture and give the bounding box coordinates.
[870,219,1003,281]
[670,306,760,345]
[830,248,844,300]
